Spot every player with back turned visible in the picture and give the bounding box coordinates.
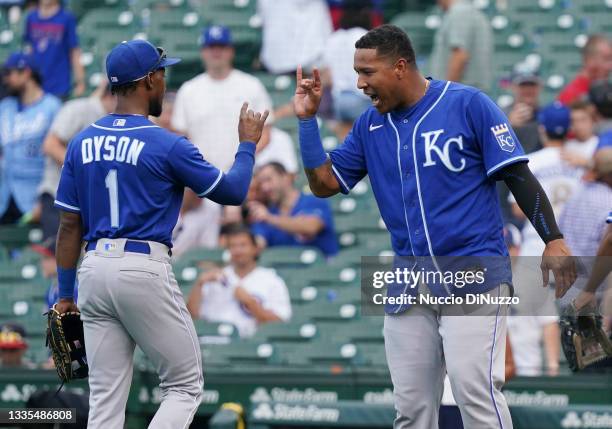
[52,40,268,428]
[294,25,576,428]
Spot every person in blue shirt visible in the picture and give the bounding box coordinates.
[23,0,85,98]
[0,52,61,224]
[294,24,576,429]
[249,162,339,257]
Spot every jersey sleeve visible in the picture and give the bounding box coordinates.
[54,142,80,213]
[296,197,332,227]
[328,120,367,194]
[467,91,529,178]
[607,210,612,224]
[167,137,224,197]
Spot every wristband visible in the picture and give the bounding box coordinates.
[299,117,327,169]
[57,267,76,299]
[544,233,564,244]
[236,142,256,160]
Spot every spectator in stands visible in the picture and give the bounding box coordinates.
[23,0,85,99]
[258,0,333,75]
[37,81,115,240]
[505,68,543,154]
[31,236,78,308]
[0,52,60,225]
[558,34,612,106]
[322,0,371,140]
[254,127,299,175]
[0,323,35,369]
[430,0,492,92]
[561,101,599,168]
[173,25,274,172]
[249,162,339,257]
[186,225,291,338]
[560,147,612,257]
[172,25,274,243]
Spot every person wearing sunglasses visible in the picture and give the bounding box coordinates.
[52,39,269,429]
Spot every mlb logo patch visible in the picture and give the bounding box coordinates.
[110,76,118,83]
[104,243,117,251]
[490,123,515,153]
[113,119,126,127]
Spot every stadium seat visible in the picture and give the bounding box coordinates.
[258,246,324,269]
[251,321,317,344]
[298,301,357,322]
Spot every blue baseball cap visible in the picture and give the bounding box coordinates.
[3,52,38,72]
[537,101,571,138]
[200,25,233,47]
[105,40,181,86]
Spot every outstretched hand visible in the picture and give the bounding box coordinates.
[293,66,323,119]
[541,239,577,298]
[238,102,270,144]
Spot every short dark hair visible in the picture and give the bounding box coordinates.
[224,223,257,246]
[260,161,287,176]
[355,24,416,66]
[569,100,592,112]
[110,80,139,96]
[30,69,42,87]
[583,34,609,59]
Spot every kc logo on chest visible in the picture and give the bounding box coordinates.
[421,129,466,172]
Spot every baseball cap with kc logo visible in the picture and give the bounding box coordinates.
[105,39,181,86]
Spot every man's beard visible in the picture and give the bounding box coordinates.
[148,98,163,117]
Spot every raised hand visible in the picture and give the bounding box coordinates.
[238,102,270,144]
[293,66,322,119]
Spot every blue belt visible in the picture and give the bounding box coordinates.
[86,240,151,254]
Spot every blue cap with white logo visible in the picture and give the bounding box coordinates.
[200,25,233,47]
[537,101,571,138]
[105,40,181,86]
[3,52,38,72]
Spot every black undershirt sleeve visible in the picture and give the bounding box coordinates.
[497,162,564,244]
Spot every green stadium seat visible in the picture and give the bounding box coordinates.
[0,225,42,249]
[335,212,385,235]
[259,246,324,269]
[354,343,387,367]
[203,341,275,366]
[192,320,239,344]
[251,321,317,343]
[298,301,357,322]
[273,341,357,367]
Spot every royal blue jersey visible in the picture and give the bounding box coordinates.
[55,114,223,247]
[328,80,527,307]
[24,7,79,97]
[252,193,339,257]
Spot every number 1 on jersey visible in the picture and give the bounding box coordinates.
[105,169,119,228]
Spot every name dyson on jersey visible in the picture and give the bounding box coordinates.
[81,135,145,166]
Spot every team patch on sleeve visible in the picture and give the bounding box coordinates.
[490,123,515,153]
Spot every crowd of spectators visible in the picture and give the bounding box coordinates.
[0,0,611,375]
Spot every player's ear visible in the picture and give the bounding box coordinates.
[144,73,154,90]
[395,58,408,79]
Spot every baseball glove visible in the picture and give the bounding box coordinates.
[46,305,88,382]
[560,301,612,372]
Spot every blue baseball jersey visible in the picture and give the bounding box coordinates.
[251,193,339,257]
[55,114,224,247]
[24,7,79,97]
[328,80,527,305]
[0,94,61,216]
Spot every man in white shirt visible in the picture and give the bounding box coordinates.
[258,0,333,75]
[186,225,291,338]
[172,25,274,172]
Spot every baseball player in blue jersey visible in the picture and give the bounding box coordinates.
[294,25,577,428]
[52,40,268,429]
